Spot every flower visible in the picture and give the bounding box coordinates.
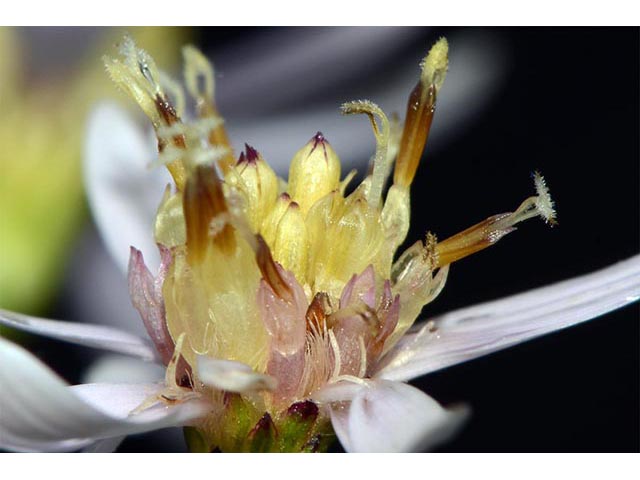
[1,36,638,453]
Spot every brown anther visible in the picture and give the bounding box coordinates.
[309,131,330,162]
[305,292,333,332]
[194,101,235,173]
[424,231,439,268]
[256,235,293,302]
[236,144,259,166]
[435,213,515,267]
[327,304,378,333]
[183,164,235,264]
[155,93,180,126]
[154,94,187,189]
[160,394,179,404]
[393,82,436,188]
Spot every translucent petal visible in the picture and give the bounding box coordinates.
[377,255,640,381]
[327,379,467,452]
[0,308,158,362]
[0,337,208,452]
[197,356,277,393]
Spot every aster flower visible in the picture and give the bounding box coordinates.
[1,36,638,453]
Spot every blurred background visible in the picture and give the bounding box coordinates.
[0,27,638,452]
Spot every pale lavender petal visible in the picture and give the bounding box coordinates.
[128,246,174,364]
[0,337,209,452]
[327,404,353,453]
[0,308,158,362]
[257,263,308,399]
[84,102,171,275]
[377,255,640,382]
[257,265,308,356]
[340,265,376,309]
[325,379,468,452]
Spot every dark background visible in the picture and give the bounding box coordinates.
[26,27,639,452]
[401,27,639,453]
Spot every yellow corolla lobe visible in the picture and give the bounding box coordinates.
[287,133,341,215]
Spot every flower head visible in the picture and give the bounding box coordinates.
[103,36,555,451]
[0,34,636,454]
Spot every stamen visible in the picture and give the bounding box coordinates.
[435,172,556,267]
[357,336,367,378]
[157,116,225,145]
[305,292,333,332]
[341,100,390,207]
[183,164,235,264]
[393,37,449,188]
[385,112,402,180]
[159,71,186,119]
[183,45,215,107]
[331,375,369,387]
[255,235,293,302]
[339,169,358,195]
[435,213,515,267]
[104,35,187,188]
[328,329,342,382]
[165,333,186,389]
[104,36,168,128]
[182,44,234,172]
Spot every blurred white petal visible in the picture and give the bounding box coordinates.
[0,337,208,452]
[84,102,170,274]
[377,255,640,382]
[82,354,164,384]
[65,226,149,336]
[328,379,468,453]
[81,436,125,453]
[0,308,158,362]
[197,356,277,393]
[214,27,425,116]
[222,29,505,171]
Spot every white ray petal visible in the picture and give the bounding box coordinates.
[84,102,170,274]
[0,308,158,362]
[0,337,209,452]
[197,356,277,393]
[377,255,640,382]
[326,380,468,452]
